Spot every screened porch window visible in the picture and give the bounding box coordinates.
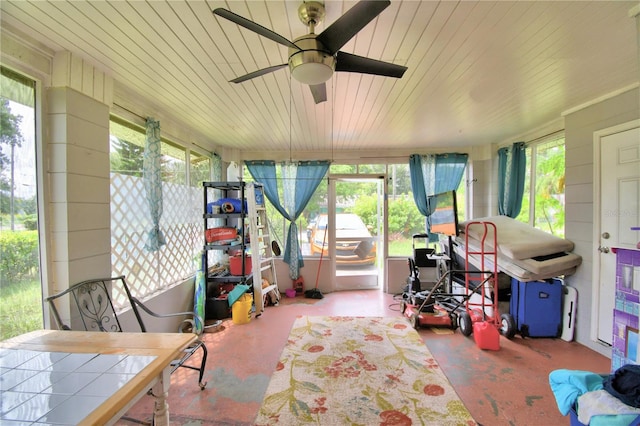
[515,133,566,237]
[109,118,209,304]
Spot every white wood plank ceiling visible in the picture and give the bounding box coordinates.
[1,1,638,158]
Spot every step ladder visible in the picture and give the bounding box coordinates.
[246,182,279,316]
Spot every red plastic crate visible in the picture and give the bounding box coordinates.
[229,254,252,276]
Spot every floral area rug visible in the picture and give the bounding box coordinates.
[255,316,476,425]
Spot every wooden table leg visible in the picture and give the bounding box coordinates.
[151,367,172,426]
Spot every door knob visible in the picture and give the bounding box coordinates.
[598,246,610,253]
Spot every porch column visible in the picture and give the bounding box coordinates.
[47,51,113,293]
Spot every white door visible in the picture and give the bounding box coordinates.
[596,122,640,344]
[329,177,385,290]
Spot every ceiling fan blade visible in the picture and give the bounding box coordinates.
[335,51,407,78]
[316,0,390,54]
[309,83,327,104]
[229,64,288,83]
[213,8,300,51]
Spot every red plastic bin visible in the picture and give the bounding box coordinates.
[229,254,252,276]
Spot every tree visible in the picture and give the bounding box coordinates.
[515,141,565,237]
[353,193,423,239]
[110,135,144,177]
[0,97,25,230]
[533,144,565,236]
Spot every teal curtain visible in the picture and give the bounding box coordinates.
[209,153,224,265]
[432,154,468,194]
[409,153,468,239]
[210,154,223,219]
[246,160,330,279]
[409,155,428,216]
[211,153,222,181]
[498,142,526,218]
[143,117,165,252]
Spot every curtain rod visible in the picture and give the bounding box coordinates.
[192,142,212,154]
[113,103,214,155]
[112,103,147,122]
[526,129,564,145]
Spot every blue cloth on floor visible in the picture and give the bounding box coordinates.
[549,369,606,415]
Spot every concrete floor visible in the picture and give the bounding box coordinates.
[118,290,610,426]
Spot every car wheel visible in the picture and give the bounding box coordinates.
[459,311,473,337]
[500,313,517,339]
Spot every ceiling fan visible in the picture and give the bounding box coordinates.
[213,0,407,104]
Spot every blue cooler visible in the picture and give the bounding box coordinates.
[510,277,563,338]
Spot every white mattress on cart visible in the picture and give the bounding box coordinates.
[450,216,582,282]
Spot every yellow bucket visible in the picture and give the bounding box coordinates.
[232,293,253,325]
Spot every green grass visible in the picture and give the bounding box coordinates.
[0,279,42,340]
[388,238,439,257]
[388,239,413,257]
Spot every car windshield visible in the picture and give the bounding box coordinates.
[316,216,327,230]
[336,214,366,230]
[315,214,367,231]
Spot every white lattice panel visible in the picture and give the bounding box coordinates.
[110,174,203,306]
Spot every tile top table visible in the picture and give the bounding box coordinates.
[0,330,197,425]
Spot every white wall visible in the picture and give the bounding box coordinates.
[274,257,412,296]
[563,87,640,356]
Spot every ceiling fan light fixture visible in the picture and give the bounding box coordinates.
[288,35,336,85]
[290,61,334,85]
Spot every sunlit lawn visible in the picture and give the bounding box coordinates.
[389,239,413,257]
[0,279,42,340]
[389,238,439,257]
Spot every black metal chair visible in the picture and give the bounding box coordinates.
[45,275,208,390]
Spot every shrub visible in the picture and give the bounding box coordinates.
[0,230,39,284]
[388,196,424,238]
[352,194,424,240]
[21,214,38,230]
